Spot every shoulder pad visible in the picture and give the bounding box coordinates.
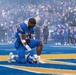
[16,25,23,32]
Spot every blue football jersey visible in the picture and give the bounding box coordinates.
[15,22,34,42]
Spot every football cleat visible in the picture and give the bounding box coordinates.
[36,57,45,64]
[34,54,45,64]
[8,52,14,63]
[37,59,45,64]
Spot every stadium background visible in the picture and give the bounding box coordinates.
[0,0,76,75]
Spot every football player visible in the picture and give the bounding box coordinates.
[8,18,45,64]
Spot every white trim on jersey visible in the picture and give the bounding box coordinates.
[18,33,31,51]
[24,20,28,26]
[16,25,23,32]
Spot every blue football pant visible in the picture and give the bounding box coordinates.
[14,39,41,63]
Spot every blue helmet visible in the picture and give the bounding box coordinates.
[26,54,37,64]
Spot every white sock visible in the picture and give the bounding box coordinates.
[34,54,37,58]
[37,55,40,59]
[34,54,40,58]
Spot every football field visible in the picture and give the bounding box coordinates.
[0,43,76,75]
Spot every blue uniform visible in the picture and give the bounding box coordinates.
[14,22,41,63]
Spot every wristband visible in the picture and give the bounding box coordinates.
[22,40,26,43]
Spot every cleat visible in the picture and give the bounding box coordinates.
[8,52,13,63]
[34,55,45,64]
[37,59,45,64]
[37,57,45,64]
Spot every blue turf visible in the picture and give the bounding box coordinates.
[0,43,76,75]
[0,66,50,75]
[0,44,76,55]
[51,59,76,63]
[0,61,76,70]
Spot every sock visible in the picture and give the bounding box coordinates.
[34,54,40,60]
[34,54,37,58]
[37,55,40,60]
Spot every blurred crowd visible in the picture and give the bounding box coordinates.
[53,24,76,45]
[0,0,76,45]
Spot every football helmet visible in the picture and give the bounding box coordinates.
[26,54,37,64]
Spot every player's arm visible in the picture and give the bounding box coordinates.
[19,33,32,51]
[17,24,32,51]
